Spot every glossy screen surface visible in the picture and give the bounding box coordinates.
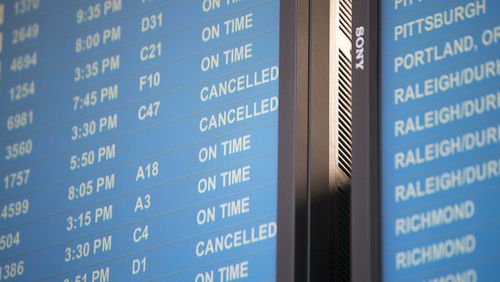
[380,0,500,281]
[0,0,280,281]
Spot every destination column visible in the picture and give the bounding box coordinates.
[381,0,500,281]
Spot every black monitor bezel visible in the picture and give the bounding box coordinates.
[351,0,382,281]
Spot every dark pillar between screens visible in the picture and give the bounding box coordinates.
[351,0,381,281]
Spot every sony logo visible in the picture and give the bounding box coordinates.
[354,26,365,70]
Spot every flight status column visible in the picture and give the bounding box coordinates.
[0,0,280,281]
[381,0,499,281]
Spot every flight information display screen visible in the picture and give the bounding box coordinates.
[0,0,280,281]
[381,0,499,281]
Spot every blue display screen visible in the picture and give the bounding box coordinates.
[381,0,499,281]
[0,0,280,281]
